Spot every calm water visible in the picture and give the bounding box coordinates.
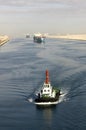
[0,38,86,130]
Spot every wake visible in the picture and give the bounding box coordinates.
[58,88,69,103]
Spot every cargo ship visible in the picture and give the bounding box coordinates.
[34,70,60,106]
[33,33,45,43]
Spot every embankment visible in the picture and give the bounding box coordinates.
[0,35,9,46]
[47,34,86,41]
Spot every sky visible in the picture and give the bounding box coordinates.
[0,0,86,37]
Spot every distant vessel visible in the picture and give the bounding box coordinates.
[33,33,45,43]
[26,34,30,38]
[34,70,60,106]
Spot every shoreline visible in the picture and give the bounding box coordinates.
[47,34,86,41]
[0,35,9,46]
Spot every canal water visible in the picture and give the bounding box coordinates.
[0,37,86,130]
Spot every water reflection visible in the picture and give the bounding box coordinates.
[43,107,52,126]
[36,105,56,126]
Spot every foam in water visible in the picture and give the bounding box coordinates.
[58,89,69,103]
[28,98,34,103]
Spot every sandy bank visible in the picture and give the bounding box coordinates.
[0,35,9,46]
[47,34,86,41]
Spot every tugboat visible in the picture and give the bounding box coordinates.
[33,33,45,43]
[34,70,60,106]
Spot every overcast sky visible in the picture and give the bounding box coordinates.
[0,0,86,37]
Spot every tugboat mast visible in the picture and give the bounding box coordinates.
[45,70,50,84]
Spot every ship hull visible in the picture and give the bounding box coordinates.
[34,101,58,105]
[35,91,60,106]
[33,37,45,43]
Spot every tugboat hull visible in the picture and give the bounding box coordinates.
[35,91,60,106]
[35,101,59,105]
